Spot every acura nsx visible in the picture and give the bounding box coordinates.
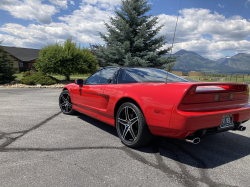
[59,67,250,147]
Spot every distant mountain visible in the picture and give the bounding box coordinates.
[216,53,250,70]
[172,50,240,73]
[216,56,231,65]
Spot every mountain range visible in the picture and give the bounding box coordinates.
[172,50,250,73]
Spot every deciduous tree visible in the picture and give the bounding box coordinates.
[36,38,97,80]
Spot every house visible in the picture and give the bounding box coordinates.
[2,46,40,72]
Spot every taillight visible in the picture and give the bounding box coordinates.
[245,85,249,91]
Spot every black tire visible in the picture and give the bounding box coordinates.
[116,102,153,148]
[59,90,75,115]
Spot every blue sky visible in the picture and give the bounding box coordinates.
[0,0,250,60]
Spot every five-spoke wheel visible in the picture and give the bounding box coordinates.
[59,90,75,115]
[116,102,153,147]
[118,106,139,142]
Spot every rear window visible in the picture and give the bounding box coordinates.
[117,68,189,84]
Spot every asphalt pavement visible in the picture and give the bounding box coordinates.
[0,88,250,187]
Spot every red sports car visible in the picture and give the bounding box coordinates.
[59,67,250,147]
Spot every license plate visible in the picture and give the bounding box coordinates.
[220,115,234,128]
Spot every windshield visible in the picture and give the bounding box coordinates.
[117,68,189,84]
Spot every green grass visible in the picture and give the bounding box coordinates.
[187,76,250,83]
[52,74,91,81]
[186,76,214,82]
[14,73,91,81]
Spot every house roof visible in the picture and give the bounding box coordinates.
[3,46,40,62]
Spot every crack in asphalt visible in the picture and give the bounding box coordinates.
[0,111,62,149]
[2,145,234,187]
[0,112,238,187]
[123,143,236,187]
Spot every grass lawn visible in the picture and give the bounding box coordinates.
[52,74,91,81]
[14,73,91,81]
[186,76,250,84]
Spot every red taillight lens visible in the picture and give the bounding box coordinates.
[187,86,197,95]
[245,85,249,91]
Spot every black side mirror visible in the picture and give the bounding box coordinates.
[75,79,84,85]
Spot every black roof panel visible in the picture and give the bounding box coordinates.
[3,46,40,61]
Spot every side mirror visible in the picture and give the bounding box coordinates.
[75,79,84,85]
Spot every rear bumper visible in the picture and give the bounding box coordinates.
[152,103,250,138]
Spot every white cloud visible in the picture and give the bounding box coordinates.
[159,8,250,59]
[0,0,75,23]
[48,0,68,9]
[218,4,225,8]
[0,5,250,60]
[81,0,120,6]
[245,0,250,8]
[0,4,112,48]
[0,0,19,5]
[0,0,59,24]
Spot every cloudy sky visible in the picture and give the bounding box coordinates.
[0,0,250,60]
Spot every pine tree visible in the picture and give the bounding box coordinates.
[0,42,16,84]
[91,0,177,69]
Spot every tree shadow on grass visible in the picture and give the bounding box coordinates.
[76,112,250,169]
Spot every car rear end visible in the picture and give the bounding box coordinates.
[169,82,250,142]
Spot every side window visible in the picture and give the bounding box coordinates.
[86,68,117,85]
[118,69,139,84]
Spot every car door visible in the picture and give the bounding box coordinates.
[73,68,118,117]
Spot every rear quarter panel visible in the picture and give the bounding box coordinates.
[115,83,191,134]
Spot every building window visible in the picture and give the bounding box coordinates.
[28,63,31,68]
[19,62,23,67]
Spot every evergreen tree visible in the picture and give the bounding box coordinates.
[0,42,16,84]
[91,0,177,69]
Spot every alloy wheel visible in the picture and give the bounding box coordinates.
[59,92,73,113]
[118,106,139,143]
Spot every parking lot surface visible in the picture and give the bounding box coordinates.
[0,88,250,187]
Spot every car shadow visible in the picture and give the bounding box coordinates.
[75,112,250,169]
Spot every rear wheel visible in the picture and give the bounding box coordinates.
[116,102,153,147]
[59,90,75,115]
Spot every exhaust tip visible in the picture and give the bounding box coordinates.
[192,137,201,144]
[185,137,201,144]
[238,126,246,131]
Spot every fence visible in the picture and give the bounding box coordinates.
[200,73,250,83]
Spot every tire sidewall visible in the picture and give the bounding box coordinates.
[59,90,75,115]
[116,102,146,147]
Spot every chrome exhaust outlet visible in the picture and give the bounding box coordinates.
[238,126,246,131]
[185,137,201,144]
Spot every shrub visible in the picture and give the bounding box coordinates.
[20,72,58,85]
[22,71,34,77]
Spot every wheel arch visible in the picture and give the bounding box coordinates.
[114,97,145,125]
[62,87,68,91]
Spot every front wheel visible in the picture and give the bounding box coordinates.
[116,102,153,148]
[59,90,75,115]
